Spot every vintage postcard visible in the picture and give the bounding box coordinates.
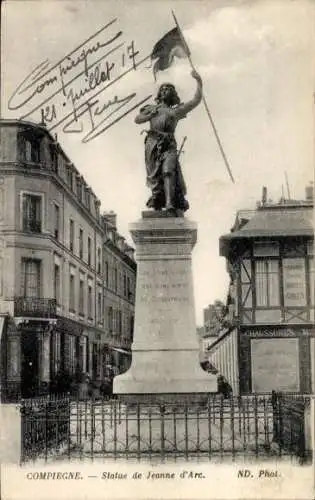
[0,0,314,499]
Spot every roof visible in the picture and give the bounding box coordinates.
[221,205,314,240]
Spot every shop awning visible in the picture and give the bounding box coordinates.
[109,346,131,355]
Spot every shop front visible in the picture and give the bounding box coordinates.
[239,327,314,394]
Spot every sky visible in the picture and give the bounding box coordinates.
[1,0,314,324]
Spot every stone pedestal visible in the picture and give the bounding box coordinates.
[113,214,217,395]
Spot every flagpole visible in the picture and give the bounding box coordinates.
[171,10,235,184]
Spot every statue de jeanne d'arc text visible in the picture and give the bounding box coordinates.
[134,69,203,216]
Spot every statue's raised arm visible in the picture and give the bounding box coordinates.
[174,70,203,120]
[134,71,203,216]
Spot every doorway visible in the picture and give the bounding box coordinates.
[21,331,39,397]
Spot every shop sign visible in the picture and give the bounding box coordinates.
[283,258,306,307]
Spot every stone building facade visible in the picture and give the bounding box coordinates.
[0,119,136,400]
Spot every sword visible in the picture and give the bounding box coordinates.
[177,136,187,159]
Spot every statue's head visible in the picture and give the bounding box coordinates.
[156,83,180,106]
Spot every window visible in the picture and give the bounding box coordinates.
[66,164,73,189]
[87,284,93,319]
[123,274,127,297]
[108,306,113,333]
[22,136,41,163]
[117,310,122,336]
[127,277,133,300]
[69,273,75,311]
[80,337,87,373]
[119,271,123,295]
[21,259,41,297]
[310,258,315,305]
[112,308,117,333]
[69,219,74,252]
[97,290,102,323]
[85,189,90,210]
[307,240,314,256]
[50,331,61,377]
[54,204,60,240]
[113,268,117,292]
[255,260,279,307]
[104,261,109,286]
[79,278,84,315]
[79,229,83,259]
[88,237,92,266]
[97,248,101,274]
[68,335,76,374]
[76,177,82,201]
[130,315,134,342]
[49,144,58,173]
[92,343,98,379]
[54,264,60,304]
[22,193,42,233]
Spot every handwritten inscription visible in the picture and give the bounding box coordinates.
[8,19,152,142]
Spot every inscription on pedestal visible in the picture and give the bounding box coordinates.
[133,260,196,349]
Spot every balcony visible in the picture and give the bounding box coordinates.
[108,335,131,349]
[14,297,57,318]
[23,218,41,233]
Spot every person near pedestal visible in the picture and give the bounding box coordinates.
[134,70,203,215]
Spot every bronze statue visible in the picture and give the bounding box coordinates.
[135,70,203,215]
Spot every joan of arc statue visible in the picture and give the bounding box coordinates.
[135,70,203,215]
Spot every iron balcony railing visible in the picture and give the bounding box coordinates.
[23,218,41,233]
[14,297,57,318]
[108,335,131,348]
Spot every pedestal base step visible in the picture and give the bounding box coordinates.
[115,392,217,404]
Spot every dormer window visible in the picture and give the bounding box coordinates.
[84,188,91,210]
[18,131,41,163]
[76,175,82,202]
[49,144,58,173]
[66,163,73,189]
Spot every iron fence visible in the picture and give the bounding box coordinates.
[20,395,71,463]
[68,395,275,462]
[271,391,312,463]
[20,392,312,464]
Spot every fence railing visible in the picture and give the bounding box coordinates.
[69,395,274,462]
[271,391,311,463]
[19,393,312,464]
[20,395,71,463]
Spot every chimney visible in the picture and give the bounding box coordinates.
[305,183,313,201]
[262,186,267,205]
[103,211,117,228]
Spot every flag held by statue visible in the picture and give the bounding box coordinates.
[151,27,190,79]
